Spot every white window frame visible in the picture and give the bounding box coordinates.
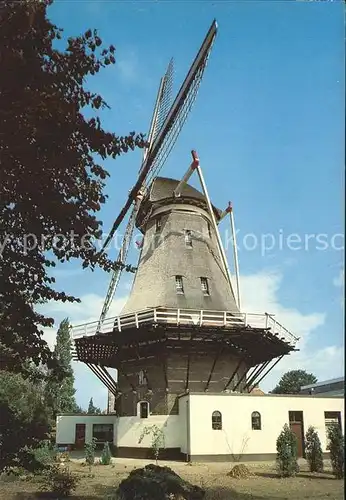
[212,410,222,430]
[156,217,162,232]
[175,275,184,294]
[200,277,210,295]
[138,370,146,385]
[185,230,193,247]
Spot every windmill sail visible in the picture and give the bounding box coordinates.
[100,19,218,253]
[139,58,174,174]
[154,57,174,142]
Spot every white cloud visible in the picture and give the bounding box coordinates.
[241,270,325,349]
[240,270,343,391]
[40,293,127,328]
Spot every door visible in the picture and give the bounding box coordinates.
[289,411,305,458]
[290,422,304,458]
[75,424,86,449]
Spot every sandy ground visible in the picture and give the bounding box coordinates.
[0,457,344,499]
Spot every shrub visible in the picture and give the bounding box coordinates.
[276,423,299,477]
[138,425,165,464]
[100,441,112,465]
[41,463,79,497]
[32,441,57,469]
[305,426,323,472]
[116,464,205,500]
[327,423,344,479]
[84,438,97,466]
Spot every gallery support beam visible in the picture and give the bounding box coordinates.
[243,361,271,393]
[223,357,244,391]
[251,355,285,389]
[205,346,224,391]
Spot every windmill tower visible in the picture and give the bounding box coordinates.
[72,20,299,427]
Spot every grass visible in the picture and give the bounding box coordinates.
[0,458,344,500]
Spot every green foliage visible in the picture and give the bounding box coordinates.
[138,425,165,464]
[0,371,50,472]
[85,438,97,466]
[31,441,57,469]
[271,370,317,394]
[0,0,145,374]
[276,424,299,477]
[305,426,323,473]
[74,405,85,414]
[41,463,79,497]
[116,464,205,500]
[327,423,344,479]
[100,441,112,465]
[44,318,78,420]
[87,397,102,414]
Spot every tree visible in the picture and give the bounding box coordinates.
[87,397,101,414]
[0,370,50,471]
[305,426,324,472]
[0,0,145,373]
[271,370,317,394]
[44,318,78,419]
[276,423,299,477]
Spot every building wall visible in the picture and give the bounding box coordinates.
[56,413,182,453]
[56,415,117,446]
[116,414,181,450]
[184,393,344,460]
[56,394,344,462]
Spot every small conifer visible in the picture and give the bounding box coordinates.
[327,424,344,479]
[305,426,323,472]
[100,441,112,465]
[276,423,299,477]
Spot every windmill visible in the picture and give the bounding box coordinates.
[72,19,299,422]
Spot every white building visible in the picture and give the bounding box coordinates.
[56,392,344,461]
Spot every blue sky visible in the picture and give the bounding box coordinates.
[43,0,344,409]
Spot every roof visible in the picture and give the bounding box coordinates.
[301,376,345,390]
[136,177,222,228]
[177,392,344,399]
[150,177,208,204]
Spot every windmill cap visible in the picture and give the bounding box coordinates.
[150,177,221,211]
[135,177,222,232]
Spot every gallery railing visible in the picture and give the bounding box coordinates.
[71,307,299,345]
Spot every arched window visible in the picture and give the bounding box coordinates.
[251,411,261,430]
[212,411,222,430]
[139,401,149,419]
